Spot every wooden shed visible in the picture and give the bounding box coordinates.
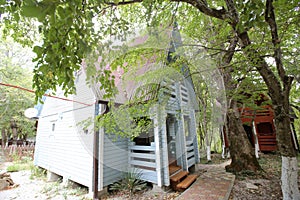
[222,95,299,156]
[240,105,277,152]
[240,93,299,154]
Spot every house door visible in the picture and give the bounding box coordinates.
[166,114,177,166]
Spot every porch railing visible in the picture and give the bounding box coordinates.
[186,140,196,168]
[128,142,158,184]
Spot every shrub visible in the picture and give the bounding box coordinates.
[110,169,147,198]
[30,166,47,180]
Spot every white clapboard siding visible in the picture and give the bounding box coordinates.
[103,134,128,186]
[34,71,96,189]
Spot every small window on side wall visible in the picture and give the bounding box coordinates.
[52,123,56,132]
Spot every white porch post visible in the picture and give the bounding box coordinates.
[252,121,260,159]
[160,108,170,186]
[175,82,188,171]
[190,109,200,163]
[98,109,104,191]
[152,105,163,187]
[178,114,188,171]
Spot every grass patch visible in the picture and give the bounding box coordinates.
[41,180,89,199]
[6,161,33,172]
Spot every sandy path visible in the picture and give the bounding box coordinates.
[0,170,49,200]
[0,170,89,200]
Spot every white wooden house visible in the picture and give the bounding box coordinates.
[34,66,200,193]
[34,25,200,195]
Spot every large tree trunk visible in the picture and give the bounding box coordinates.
[225,102,261,172]
[273,101,300,199]
[237,24,300,200]
[221,35,261,173]
[177,0,299,198]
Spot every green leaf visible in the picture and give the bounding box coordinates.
[21,5,42,18]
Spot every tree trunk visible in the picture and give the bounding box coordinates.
[10,120,18,145]
[206,145,211,161]
[225,102,261,172]
[273,101,300,199]
[281,156,299,199]
[1,128,6,147]
[220,36,261,173]
[177,0,299,197]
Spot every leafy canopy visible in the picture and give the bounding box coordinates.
[0,35,36,139]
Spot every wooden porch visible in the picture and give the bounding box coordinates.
[128,139,199,190]
[169,164,198,191]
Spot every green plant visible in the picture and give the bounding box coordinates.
[30,165,47,180]
[11,152,20,162]
[6,164,21,172]
[110,169,147,198]
[62,191,68,200]
[41,181,61,196]
[68,186,88,196]
[6,161,33,172]
[21,156,33,163]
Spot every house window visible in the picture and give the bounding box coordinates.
[52,123,56,132]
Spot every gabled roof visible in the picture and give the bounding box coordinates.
[85,24,197,107]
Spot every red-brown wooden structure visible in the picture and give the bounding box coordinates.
[222,97,299,153]
[240,105,277,152]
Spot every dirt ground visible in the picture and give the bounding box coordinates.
[0,153,298,200]
[228,152,285,200]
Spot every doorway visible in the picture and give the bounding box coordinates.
[166,114,177,166]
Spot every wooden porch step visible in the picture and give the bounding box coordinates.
[177,174,198,189]
[170,171,189,182]
[259,145,277,151]
[169,165,181,175]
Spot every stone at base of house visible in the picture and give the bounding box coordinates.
[47,171,60,182]
[152,184,171,193]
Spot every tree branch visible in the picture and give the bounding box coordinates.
[291,104,300,113]
[237,31,282,101]
[223,34,238,65]
[224,0,239,27]
[181,43,242,53]
[171,0,227,20]
[265,0,286,82]
[104,0,142,6]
